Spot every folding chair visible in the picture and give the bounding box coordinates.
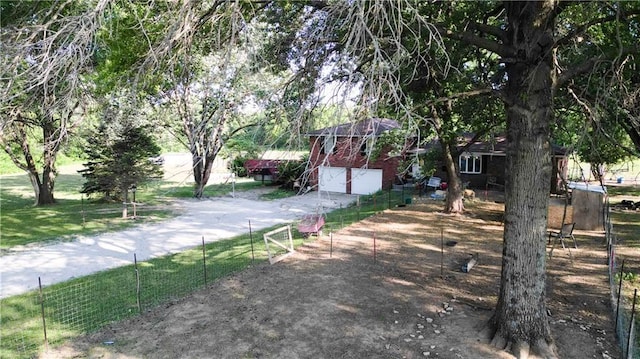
[548,222,577,259]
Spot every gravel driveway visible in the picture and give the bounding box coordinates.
[0,190,357,299]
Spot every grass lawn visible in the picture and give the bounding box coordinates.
[0,187,390,359]
[0,167,282,250]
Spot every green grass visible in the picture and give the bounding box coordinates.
[260,187,296,200]
[0,188,405,358]
[0,230,272,359]
[0,170,278,249]
[608,185,640,197]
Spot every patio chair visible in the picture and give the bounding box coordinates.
[426,176,441,191]
[548,222,577,259]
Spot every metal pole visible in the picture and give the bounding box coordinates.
[249,220,255,263]
[373,194,376,212]
[627,289,637,358]
[134,253,141,313]
[202,236,207,285]
[616,260,625,330]
[373,232,376,263]
[132,188,137,219]
[388,187,391,209]
[38,277,48,350]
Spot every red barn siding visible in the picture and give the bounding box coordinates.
[308,136,400,194]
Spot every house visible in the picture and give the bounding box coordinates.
[426,134,569,194]
[306,118,413,195]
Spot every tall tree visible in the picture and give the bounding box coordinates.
[79,94,163,201]
[0,0,110,205]
[258,1,640,357]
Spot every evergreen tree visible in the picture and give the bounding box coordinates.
[79,105,163,201]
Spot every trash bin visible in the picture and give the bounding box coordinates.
[617,177,624,184]
[405,197,412,204]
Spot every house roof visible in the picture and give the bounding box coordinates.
[426,134,568,156]
[306,118,400,137]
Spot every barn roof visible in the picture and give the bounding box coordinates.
[306,118,400,137]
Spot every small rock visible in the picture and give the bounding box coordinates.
[446,307,454,312]
[404,338,412,342]
[434,330,441,334]
[418,335,424,339]
[410,334,416,338]
[423,352,430,357]
[430,345,436,349]
[426,317,434,323]
[417,324,425,329]
[393,310,399,314]
[394,320,399,324]
[385,344,390,350]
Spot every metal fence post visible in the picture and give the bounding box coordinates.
[627,289,637,358]
[134,253,141,313]
[38,277,48,350]
[249,220,255,264]
[202,236,207,285]
[616,260,625,331]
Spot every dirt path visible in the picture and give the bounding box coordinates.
[48,199,620,359]
[0,189,357,299]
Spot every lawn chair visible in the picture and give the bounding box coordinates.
[426,176,441,191]
[548,222,577,259]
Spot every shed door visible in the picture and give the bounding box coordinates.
[318,166,347,193]
[351,168,383,195]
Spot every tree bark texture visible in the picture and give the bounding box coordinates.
[490,2,557,358]
[440,142,464,213]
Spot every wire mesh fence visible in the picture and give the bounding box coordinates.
[1,188,412,359]
[606,198,640,359]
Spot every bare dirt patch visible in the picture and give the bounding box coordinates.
[47,198,620,359]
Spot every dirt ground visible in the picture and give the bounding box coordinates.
[46,197,620,359]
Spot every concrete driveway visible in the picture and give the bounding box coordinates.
[0,190,357,299]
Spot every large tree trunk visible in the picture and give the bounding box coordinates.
[38,122,59,205]
[489,2,557,358]
[440,142,464,213]
[193,153,215,199]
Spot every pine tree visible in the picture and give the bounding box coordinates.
[79,119,163,201]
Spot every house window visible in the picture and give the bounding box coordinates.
[321,135,336,154]
[459,153,482,174]
[360,137,374,157]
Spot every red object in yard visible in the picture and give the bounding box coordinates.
[440,182,448,190]
[298,214,325,237]
[244,159,286,180]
